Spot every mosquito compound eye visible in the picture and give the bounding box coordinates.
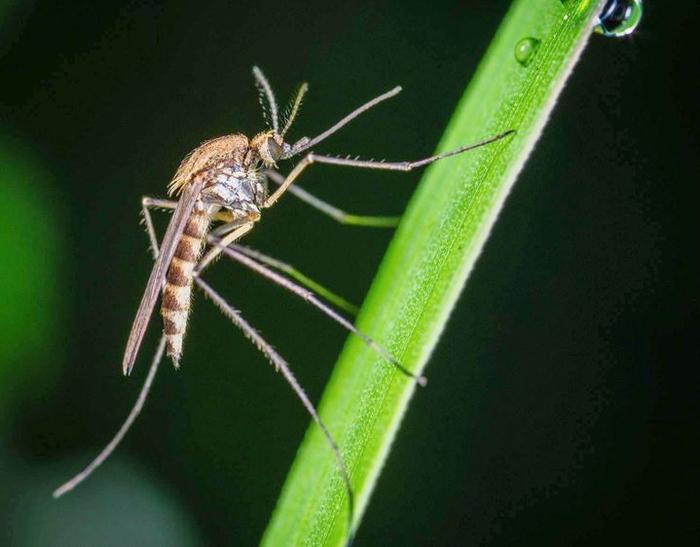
[266,138,282,161]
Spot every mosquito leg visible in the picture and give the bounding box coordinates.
[209,237,426,386]
[227,243,360,316]
[142,197,178,210]
[196,220,256,274]
[53,335,167,498]
[264,153,317,208]
[195,276,355,536]
[143,198,235,241]
[54,196,244,498]
[141,196,177,258]
[266,130,514,209]
[266,169,400,228]
[144,207,256,284]
[209,215,250,239]
[306,130,515,172]
[54,199,180,498]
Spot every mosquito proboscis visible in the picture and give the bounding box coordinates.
[54,66,514,538]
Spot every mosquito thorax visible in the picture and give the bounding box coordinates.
[168,134,251,195]
[200,163,267,211]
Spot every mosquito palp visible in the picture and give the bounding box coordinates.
[55,66,514,541]
[287,85,403,156]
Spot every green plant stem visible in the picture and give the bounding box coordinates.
[262,1,605,544]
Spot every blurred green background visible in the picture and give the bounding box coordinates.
[1,1,697,545]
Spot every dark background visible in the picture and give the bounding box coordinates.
[1,1,697,545]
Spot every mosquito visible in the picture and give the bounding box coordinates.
[53,66,513,537]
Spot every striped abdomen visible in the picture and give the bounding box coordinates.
[161,205,210,365]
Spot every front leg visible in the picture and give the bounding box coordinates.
[265,170,400,228]
[196,215,258,275]
[142,196,253,261]
[141,196,177,258]
[264,130,514,209]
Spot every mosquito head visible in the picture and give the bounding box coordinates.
[252,66,308,153]
[250,130,291,168]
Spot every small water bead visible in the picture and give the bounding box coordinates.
[596,0,643,37]
[514,37,541,67]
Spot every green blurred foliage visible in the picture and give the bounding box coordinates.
[0,137,63,426]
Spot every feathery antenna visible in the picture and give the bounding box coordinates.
[281,82,309,137]
[252,66,280,133]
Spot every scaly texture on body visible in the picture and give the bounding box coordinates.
[160,203,210,364]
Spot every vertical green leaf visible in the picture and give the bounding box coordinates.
[263,1,605,544]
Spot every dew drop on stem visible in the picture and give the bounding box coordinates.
[514,37,541,67]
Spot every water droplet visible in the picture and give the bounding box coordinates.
[596,0,643,37]
[514,37,541,67]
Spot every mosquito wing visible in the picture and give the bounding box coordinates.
[122,176,206,375]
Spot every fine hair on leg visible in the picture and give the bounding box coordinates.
[294,129,515,172]
[55,196,178,498]
[195,276,355,537]
[209,237,427,386]
[230,243,360,316]
[141,196,177,257]
[53,335,167,498]
[265,130,514,209]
